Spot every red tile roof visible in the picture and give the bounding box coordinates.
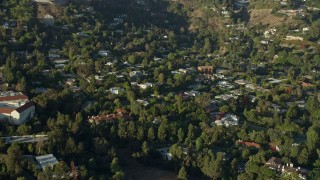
[0,108,15,114]
[0,95,28,102]
[88,111,131,123]
[236,140,261,148]
[15,101,34,113]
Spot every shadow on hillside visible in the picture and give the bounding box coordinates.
[91,0,189,33]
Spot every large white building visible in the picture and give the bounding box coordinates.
[0,91,35,125]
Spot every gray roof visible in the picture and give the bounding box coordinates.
[35,154,58,170]
[2,135,48,144]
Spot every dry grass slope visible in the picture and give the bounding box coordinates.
[36,3,62,19]
[248,9,298,27]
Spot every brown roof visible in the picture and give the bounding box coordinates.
[0,108,15,114]
[236,140,261,148]
[266,157,282,166]
[198,66,213,69]
[0,95,28,102]
[115,108,128,114]
[88,112,131,123]
[15,101,34,113]
[283,166,308,176]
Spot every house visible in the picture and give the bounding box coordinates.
[32,0,52,3]
[282,165,308,180]
[109,87,125,95]
[42,14,55,27]
[156,147,172,161]
[66,78,76,86]
[300,81,315,88]
[269,142,281,152]
[129,71,142,78]
[0,92,35,125]
[215,94,236,101]
[234,79,249,86]
[53,59,69,64]
[138,83,153,90]
[88,109,131,124]
[210,112,225,121]
[265,157,308,180]
[34,87,48,94]
[152,118,160,125]
[95,75,104,84]
[154,57,162,62]
[178,68,188,74]
[221,10,230,17]
[214,114,239,127]
[136,99,149,106]
[70,86,81,93]
[265,157,282,170]
[177,93,191,101]
[236,140,261,149]
[54,64,66,69]
[198,66,214,74]
[184,90,200,97]
[106,62,114,66]
[2,22,9,29]
[35,154,58,170]
[217,81,235,89]
[2,135,48,144]
[284,36,303,41]
[98,50,110,57]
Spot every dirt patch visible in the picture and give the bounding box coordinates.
[249,9,286,27]
[36,3,63,19]
[188,9,228,32]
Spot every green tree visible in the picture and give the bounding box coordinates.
[196,137,204,151]
[297,148,309,165]
[5,144,23,174]
[16,124,31,135]
[118,120,127,139]
[147,127,155,141]
[177,166,188,180]
[142,141,150,156]
[306,129,319,151]
[127,121,135,139]
[158,124,167,142]
[136,126,144,141]
[110,157,124,180]
[177,128,184,143]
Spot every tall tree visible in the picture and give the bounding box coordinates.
[177,166,188,180]
[147,127,155,141]
[5,144,23,174]
[158,124,167,142]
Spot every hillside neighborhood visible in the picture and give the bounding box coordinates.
[0,0,319,179]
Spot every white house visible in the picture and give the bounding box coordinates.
[98,50,110,57]
[9,101,35,125]
[138,82,153,89]
[129,71,142,78]
[184,90,200,97]
[214,114,239,127]
[109,87,125,95]
[0,92,35,125]
[136,99,149,106]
